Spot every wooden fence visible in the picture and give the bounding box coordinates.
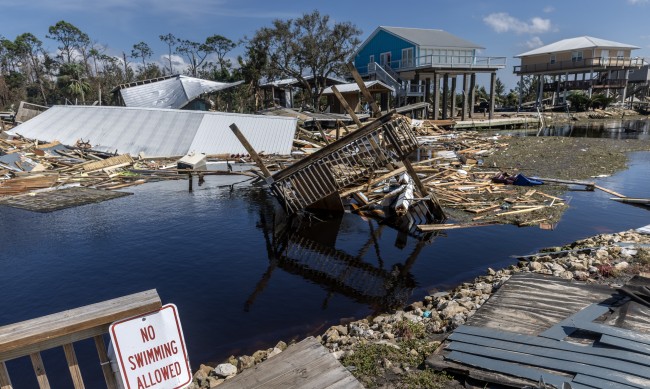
[0,290,162,388]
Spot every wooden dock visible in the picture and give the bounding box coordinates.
[219,337,363,389]
[454,116,540,130]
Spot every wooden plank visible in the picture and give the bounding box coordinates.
[444,351,578,389]
[595,184,626,198]
[600,334,650,355]
[229,124,273,181]
[465,273,620,335]
[495,206,545,216]
[453,326,650,367]
[219,337,363,389]
[94,335,117,389]
[402,159,445,220]
[0,362,12,389]
[0,290,161,361]
[347,62,381,117]
[30,353,50,389]
[330,86,362,127]
[539,303,611,340]
[446,343,649,388]
[448,332,650,379]
[82,154,133,173]
[63,343,85,389]
[417,221,501,231]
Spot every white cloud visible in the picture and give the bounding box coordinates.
[628,0,648,4]
[523,36,544,49]
[483,12,552,34]
[543,6,555,13]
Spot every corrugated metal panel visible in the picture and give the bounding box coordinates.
[322,81,393,94]
[120,76,241,109]
[517,36,640,57]
[190,112,296,155]
[12,106,297,157]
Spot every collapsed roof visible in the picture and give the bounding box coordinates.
[113,74,243,109]
[11,105,297,157]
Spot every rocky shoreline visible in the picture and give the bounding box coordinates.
[189,227,650,388]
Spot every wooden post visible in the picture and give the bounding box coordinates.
[229,123,274,182]
[314,121,331,145]
[30,352,51,389]
[63,343,85,389]
[347,62,381,117]
[330,85,363,127]
[0,362,12,389]
[461,73,469,121]
[336,122,341,140]
[402,159,446,221]
[188,172,193,192]
[94,335,118,389]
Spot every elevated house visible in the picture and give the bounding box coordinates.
[353,26,507,119]
[514,36,644,108]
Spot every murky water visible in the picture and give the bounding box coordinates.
[501,118,650,140]
[1,148,649,387]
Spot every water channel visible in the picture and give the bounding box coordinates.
[1,120,649,387]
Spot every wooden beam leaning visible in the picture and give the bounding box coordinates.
[229,123,274,183]
[63,343,85,389]
[402,159,446,221]
[330,85,363,127]
[0,289,161,362]
[0,362,12,389]
[30,353,50,389]
[347,62,381,117]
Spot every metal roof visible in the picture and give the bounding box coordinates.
[11,106,297,157]
[119,75,243,109]
[381,26,483,49]
[516,36,640,57]
[260,75,347,88]
[322,80,394,94]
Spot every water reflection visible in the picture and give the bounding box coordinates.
[506,119,650,140]
[246,212,436,314]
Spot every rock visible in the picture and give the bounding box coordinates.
[529,261,544,272]
[213,363,237,378]
[595,249,609,260]
[559,271,574,280]
[615,261,629,270]
[325,328,341,343]
[441,301,468,319]
[275,341,287,351]
[193,369,209,384]
[409,301,425,311]
[450,313,466,329]
[237,355,255,371]
[207,377,225,388]
[268,347,282,358]
[573,271,590,281]
[431,291,449,299]
[487,267,496,276]
[570,262,588,271]
[252,350,268,363]
[331,350,347,360]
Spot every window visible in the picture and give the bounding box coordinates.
[369,55,375,65]
[402,48,414,68]
[571,51,583,62]
[617,50,624,59]
[550,54,556,65]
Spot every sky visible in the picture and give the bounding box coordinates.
[2,0,650,90]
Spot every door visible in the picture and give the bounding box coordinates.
[402,48,414,68]
[380,52,392,69]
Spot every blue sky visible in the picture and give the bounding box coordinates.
[2,0,649,90]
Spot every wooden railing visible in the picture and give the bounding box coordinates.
[514,57,645,74]
[0,290,162,388]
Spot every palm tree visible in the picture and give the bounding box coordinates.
[58,62,90,104]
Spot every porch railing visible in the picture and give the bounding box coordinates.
[514,57,646,74]
[357,55,507,75]
[0,290,162,388]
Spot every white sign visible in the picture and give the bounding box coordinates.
[110,304,192,389]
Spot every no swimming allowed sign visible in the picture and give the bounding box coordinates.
[110,304,192,389]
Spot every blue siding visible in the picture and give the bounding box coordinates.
[355,29,415,73]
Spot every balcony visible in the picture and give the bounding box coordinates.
[514,56,645,75]
[542,79,629,92]
[358,55,507,76]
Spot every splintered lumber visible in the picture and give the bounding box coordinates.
[330,85,362,127]
[339,166,407,197]
[595,185,626,198]
[0,174,59,196]
[537,177,595,190]
[347,62,381,117]
[229,123,273,182]
[81,154,134,172]
[417,221,501,231]
[496,206,545,216]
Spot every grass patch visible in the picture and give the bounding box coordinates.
[402,368,454,389]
